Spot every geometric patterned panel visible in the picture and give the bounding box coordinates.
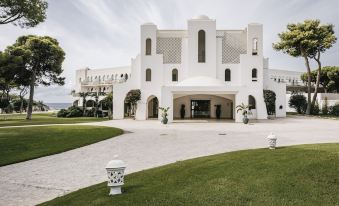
[156,37,182,64]
[221,32,247,64]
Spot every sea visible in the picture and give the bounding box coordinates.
[45,103,72,110]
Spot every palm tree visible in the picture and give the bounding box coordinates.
[236,103,252,118]
[78,92,90,116]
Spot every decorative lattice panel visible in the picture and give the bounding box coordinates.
[156,37,182,64]
[222,32,247,64]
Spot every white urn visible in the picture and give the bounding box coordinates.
[106,159,127,195]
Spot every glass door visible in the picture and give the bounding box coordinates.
[191,100,210,118]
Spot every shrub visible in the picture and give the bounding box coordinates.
[57,106,83,118]
[322,97,329,115]
[263,90,276,115]
[311,102,320,115]
[13,99,28,112]
[57,109,69,117]
[85,108,95,117]
[66,106,83,117]
[289,94,307,114]
[329,104,339,116]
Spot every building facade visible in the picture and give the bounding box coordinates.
[74,15,303,122]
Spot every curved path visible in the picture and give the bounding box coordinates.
[0,116,339,206]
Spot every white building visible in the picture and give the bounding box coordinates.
[74,15,304,122]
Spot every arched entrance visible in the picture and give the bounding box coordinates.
[147,96,159,119]
[173,94,234,120]
[248,95,257,119]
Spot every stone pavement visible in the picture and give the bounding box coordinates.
[0,116,338,206]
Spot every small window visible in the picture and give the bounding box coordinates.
[198,30,206,63]
[252,38,258,55]
[146,38,152,55]
[252,68,257,82]
[249,95,256,110]
[146,68,151,82]
[172,68,178,82]
[225,69,231,82]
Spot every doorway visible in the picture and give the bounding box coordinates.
[191,100,210,118]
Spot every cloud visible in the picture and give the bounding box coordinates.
[0,0,338,102]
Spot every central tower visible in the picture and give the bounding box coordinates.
[187,15,216,78]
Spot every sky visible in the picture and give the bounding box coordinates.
[0,0,338,103]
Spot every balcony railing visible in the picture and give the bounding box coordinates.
[81,79,126,86]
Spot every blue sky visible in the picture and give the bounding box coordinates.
[0,0,338,103]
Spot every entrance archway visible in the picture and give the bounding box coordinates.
[173,94,234,120]
[147,96,159,119]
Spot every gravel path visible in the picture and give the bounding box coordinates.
[0,116,338,206]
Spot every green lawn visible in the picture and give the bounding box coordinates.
[287,112,339,120]
[0,125,122,166]
[40,144,339,206]
[0,113,109,127]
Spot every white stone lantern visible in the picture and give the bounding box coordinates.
[267,132,277,149]
[106,159,126,195]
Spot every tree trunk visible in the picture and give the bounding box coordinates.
[303,56,312,115]
[311,53,322,108]
[26,72,35,120]
[83,97,86,116]
[20,97,24,113]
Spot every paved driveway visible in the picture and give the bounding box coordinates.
[0,116,339,206]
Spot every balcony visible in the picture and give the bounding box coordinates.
[81,78,126,86]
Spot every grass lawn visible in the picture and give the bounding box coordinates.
[40,144,339,206]
[0,113,109,127]
[287,112,339,120]
[0,125,122,166]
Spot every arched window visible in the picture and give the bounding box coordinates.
[252,38,258,55]
[172,68,178,82]
[249,95,256,110]
[225,69,231,82]
[252,68,257,82]
[146,68,151,81]
[146,38,152,55]
[125,73,128,80]
[198,30,206,63]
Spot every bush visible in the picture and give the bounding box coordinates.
[289,94,307,114]
[311,102,320,115]
[329,104,339,116]
[263,90,276,115]
[85,108,95,117]
[13,99,28,112]
[66,106,83,117]
[57,106,83,118]
[57,109,69,117]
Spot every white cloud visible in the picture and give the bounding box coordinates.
[0,0,338,102]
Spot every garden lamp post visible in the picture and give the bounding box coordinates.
[267,132,277,149]
[106,159,126,195]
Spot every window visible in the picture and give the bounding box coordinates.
[225,69,231,82]
[198,30,206,62]
[252,68,257,82]
[249,95,256,110]
[146,68,151,81]
[172,68,178,82]
[125,73,128,80]
[252,38,258,55]
[146,38,152,55]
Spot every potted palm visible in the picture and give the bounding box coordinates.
[159,107,170,124]
[180,104,185,119]
[215,104,221,119]
[236,103,252,124]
